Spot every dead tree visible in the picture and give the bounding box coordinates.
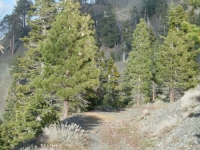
[0,36,4,54]
[0,10,6,54]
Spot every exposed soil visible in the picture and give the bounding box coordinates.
[64,87,200,150]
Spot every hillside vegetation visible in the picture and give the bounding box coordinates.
[0,0,200,149]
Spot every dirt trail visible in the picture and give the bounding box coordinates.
[64,107,145,150]
[64,96,200,150]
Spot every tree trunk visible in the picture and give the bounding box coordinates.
[123,51,125,62]
[12,35,15,55]
[152,82,156,101]
[137,76,141,105]
[10,40,12,52]
[63,100,68,118]
[170,88,174,103]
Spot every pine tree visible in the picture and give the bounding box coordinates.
[14,0,32,28]
[121,20,133,49]
[156,29,198,102]
[189,0,200,6]
[123,18,152,105]
[0,1,59,148]
[156,0,168,36]
[97,4,120,48]
[142,0,159,17]
[168,5,188,30]
[36,0,100,118]
[156,5,199,102]
[96,52,121,107]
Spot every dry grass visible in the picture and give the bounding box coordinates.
[101,119,155,150]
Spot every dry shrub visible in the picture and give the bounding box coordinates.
[20,144,63,150]
[21,123,87,150]
[41,123,86,148]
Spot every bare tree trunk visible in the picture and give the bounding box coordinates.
[137,76,141,105]
[0,36,4,54]
[122,51,125,62]
[152,82,156,101]
[12,35,15,55]
[63,100,68,118]
[10,40,12,53]
[170,88,174,103]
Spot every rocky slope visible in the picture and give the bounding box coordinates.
[64,86,200,150]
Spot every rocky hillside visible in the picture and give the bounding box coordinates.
[63,85,200,150]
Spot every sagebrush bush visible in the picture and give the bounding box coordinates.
[21,123,87,150]
[21,144,63,150]
[41,123,86,146]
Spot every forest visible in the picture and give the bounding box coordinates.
[0,0,200,149]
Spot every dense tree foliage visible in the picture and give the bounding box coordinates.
[36,0,100,118]
[123,18,152,105]
[0,0,99,148]
[97,4,120,48]
[1,1,200,149]
[156,5,199,102]
[95,52,121,107]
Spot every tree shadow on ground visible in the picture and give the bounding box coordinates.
[62,114,104,131]
[195,134,200,139]
[93,106,125,112]
[192,112,200,117]
[195,96,200,102]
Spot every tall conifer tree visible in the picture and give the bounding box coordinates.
[123,18,152,105]
[96,52,120,107]
[37,0,100,118]
[0,1,59,148]
[156,5,199,102]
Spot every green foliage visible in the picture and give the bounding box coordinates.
[189,0,200,6]
[142,0,159,17]
[156,0,168,18]
[36,0,100,115]
[156,5,199,102]
[0,0,59,148]
[130,6,141,25]
[121,20,133,49]
[156,0,168,36]
[97,4,120,48]
[0,0,32,45]
[96,54,121,107]
[168,5,188,30]
[123,18,152,105]
[156,29,199,102]
[14,0,32,28]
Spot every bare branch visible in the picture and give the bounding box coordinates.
[0,9,7,18]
